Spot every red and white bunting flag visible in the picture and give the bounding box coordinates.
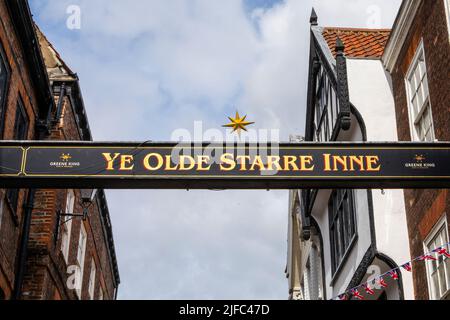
[351,289,364,300]
[378,277,388,288]
[339,294,348,301]
[419,254,437,261]
[401,262,412,272]
[363,283,374,295]
[433,247,450,258]
[389,270,399,280]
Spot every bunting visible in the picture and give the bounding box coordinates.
[388,270,399,280]
[332,242,450,300]
[433,247,450,258]
[363,283,374,295]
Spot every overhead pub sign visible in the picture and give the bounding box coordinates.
[0,141,449,189]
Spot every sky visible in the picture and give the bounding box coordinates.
[29,0,401,299]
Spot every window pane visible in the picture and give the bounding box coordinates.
[329,190,356,274]
[446,257,450,289]
[408,74,415,96]
[407,44,434,142]
[416,87,424,111]
[426,224,450,299]
[0,48,9,122]
[422,75,429,99]
[412,95,419,119]
[432,273,439,299]
[418,57,426,79]
[438,265,447,296]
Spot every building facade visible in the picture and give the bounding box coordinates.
[0,0,54,300]
[0,0,119,300]
[382,0,450,300]
[286,9,414,300]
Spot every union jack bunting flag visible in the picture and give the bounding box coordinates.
[389,270,399,280]
[363,283,374,295]
[339,294,348,300]
[378,277,388,288]
[433,247,450,258]
[401,262,412,271]
[419,254,437,261]
[351,289,364,300]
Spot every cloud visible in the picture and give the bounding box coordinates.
[30,0,401,299]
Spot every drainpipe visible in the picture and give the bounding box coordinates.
[12,188,35,300]
[11,104,51,300]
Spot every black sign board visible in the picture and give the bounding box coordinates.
[0,141,449,189]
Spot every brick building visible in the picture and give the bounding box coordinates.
[286,9,413,300]
[0,0,54,300]
[0,0,119,300]
[382,0,450,300]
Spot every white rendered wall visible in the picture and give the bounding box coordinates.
[312,118,372,298]
[347,59,414,299]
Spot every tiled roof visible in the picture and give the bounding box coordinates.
[322,27,391,58]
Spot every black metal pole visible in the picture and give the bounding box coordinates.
[12,188,35,300]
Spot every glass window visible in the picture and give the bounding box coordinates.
[405,41,434,142]
[445,0,450,39]
[0,43,10,136]
[314,66,340,142]
[61,190,75,263]
[99,286,104,300]
[88,259,96,300]
[424,218,450,300]
[329,189,356,274]
[76,223,87,298]
[301,259,311,300]
[6,99,28,216]
[0,198,4,230]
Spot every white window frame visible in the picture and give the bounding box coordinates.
[61,189,75,263]
[423,215,450,300]
[88,259,96,300]
[76,222,87,299]
[444,0,450,41]
[99,286,104,300]
[0,196,4,230]
[404,39,435,142]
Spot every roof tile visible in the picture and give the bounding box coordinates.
[322,27,391,58]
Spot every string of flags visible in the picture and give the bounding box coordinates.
[333,241,450,300]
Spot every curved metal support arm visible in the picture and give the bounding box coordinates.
[335,37,351,131]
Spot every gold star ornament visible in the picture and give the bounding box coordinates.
[222,111,255,134]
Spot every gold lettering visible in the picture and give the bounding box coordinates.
[299,155,314,171]
[164,155,178,171]
[283,156,300,171]
[102,153,121,171]
[119,155,134,171]
[333,156,348,171]
[250,156,266,171]
[236,156,251,171]
[220,153,236,171]
[179,155,195,171]
[143,153,163,171]
[197,155,212,171]
[267,156,282,171]
[366,155,381,171]
[349,155,365,171]
[323,154,332,171]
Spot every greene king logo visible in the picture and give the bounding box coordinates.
[404,154,436,169]
[49,153,81,168]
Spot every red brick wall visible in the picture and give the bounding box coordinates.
[389,0,450,300]
[0,0,41,299]
[22,93,117,300]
